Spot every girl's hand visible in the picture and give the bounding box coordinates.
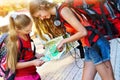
[57,39,65,52]
[35,53,45,59]
[32,59,45,67]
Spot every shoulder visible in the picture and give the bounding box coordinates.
[58,4,72,17]
[58,3,70,13]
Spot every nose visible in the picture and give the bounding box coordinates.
[39,16,46,20]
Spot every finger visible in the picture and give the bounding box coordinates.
[58,47,63,52]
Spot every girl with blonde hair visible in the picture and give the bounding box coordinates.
[29,0,115,80]
[29,0,66,41]
[6,14,44,80]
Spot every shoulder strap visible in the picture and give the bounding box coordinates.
[27,34,36,56]
[30,39,36,56]
[18,37,25,60]
[17,36,36,61]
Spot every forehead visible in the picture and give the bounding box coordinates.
[33,10,47,17]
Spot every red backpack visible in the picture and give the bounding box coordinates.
[64,0,120,39]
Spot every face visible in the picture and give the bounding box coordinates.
[33,10,51,20]
[18,22,33,35]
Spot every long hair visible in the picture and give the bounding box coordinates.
[6,14,31,72]
[29,0,65,41]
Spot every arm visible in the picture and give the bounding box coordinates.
[35,53,44,59]
[61,7,87,42]
[16,59,45,69]
[57,7,87,51]
[16,39,45,69]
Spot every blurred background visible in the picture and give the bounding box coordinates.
[0,0,64,35]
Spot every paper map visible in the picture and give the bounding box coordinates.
[40,35,79,61]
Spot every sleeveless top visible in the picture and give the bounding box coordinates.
[58,3,99,47]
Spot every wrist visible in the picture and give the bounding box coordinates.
[62,39,67,44]
[31,60,35,66]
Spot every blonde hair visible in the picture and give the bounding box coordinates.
[6,14,31,72]
[29,0,65,41]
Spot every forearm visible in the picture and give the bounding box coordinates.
[63,32,87,44]
[16,60,34,69]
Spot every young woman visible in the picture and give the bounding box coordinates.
[29,0,115,80]
[6,14,44,80]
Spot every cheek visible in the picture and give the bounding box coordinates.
[47,14,51,19]
[27,29,32,33]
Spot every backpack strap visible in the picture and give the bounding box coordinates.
[17,36,36,61]
[30,39,36,56]
[18,38,28,60]
[27,34,36,56]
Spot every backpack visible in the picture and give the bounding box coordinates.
[56,2,100,46]
[56,0,117,59]
[0,33,15,80]
[64,0,120,39]
[0,33,36,80]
